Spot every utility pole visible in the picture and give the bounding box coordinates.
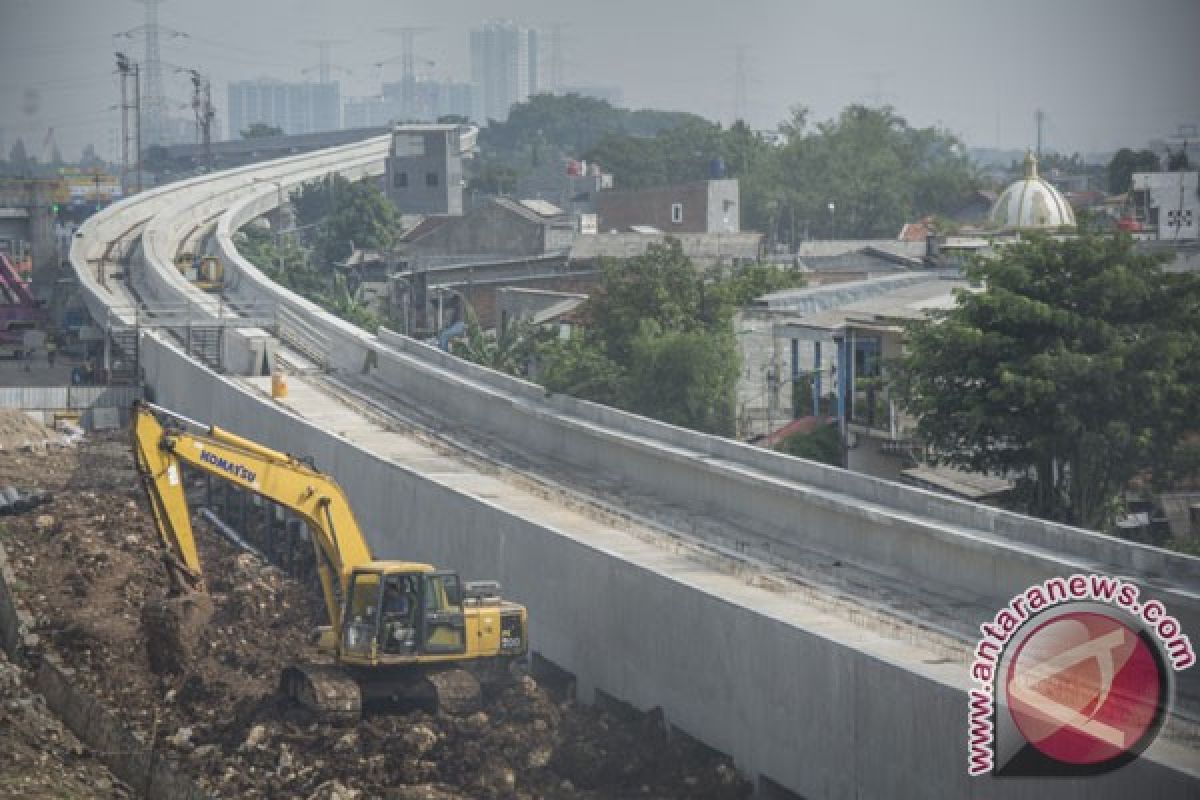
[117,53,131,196]
[186,69,215,171]
[134,61,142,192]
[116,52,142,194]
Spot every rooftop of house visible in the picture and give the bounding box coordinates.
[761,271,970,334]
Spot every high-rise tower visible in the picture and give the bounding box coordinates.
[469,20,540,123]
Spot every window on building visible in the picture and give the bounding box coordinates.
[394,171,408,189]
[671,203,683,224]
[426,172,439,187]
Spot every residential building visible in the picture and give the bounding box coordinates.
[385,124,478,215]
[737,273,972,479]
[470,20,540,123]
[227,79,341,137]
[402,196,574,258]
[516,160,613,216]
[569,231,762,270]
[1131,171,1199,241]
[595,179,740,234]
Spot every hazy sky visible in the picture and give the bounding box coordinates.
[1,0,1197,161]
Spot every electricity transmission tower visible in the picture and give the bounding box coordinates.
[380,27,435,119]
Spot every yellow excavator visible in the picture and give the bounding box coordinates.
[131,400,528,717]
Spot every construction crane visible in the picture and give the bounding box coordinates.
[132,401,528,717]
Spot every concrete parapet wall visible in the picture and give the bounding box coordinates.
[138,332,1200,799]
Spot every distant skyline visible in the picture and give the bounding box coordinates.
[1,0,1197,161]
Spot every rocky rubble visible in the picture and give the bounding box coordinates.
[1,433,752,799]
[0,648,128,798]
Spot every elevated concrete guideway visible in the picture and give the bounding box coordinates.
[70,135,1200,797]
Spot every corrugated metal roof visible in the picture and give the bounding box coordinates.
[518,198,564,217]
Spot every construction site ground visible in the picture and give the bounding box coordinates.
[0,430,750,799]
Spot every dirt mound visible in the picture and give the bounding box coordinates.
[1,433,752,799]
[0,408,62,451]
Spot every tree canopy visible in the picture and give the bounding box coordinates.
[290,173,350,227]
[1107,148,1160,193]
[523,240,804,436]
[468,93,712,192]
[896,234,1200,530]
[583,105,979,243]
[778,423,841,466]
[311,177,399,264]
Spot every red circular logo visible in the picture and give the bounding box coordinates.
[1005,612,1164,766]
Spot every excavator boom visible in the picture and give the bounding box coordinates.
[132,400,373,629]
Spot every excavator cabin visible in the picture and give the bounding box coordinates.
[336,564,525,665]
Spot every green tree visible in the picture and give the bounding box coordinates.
[1166,146,1191,172]
[290,173,350,227]
[452,313,538,375]
[538,335,627,407]
[241,123,284,139]
[778,422,841,466]
[314,177,398,264]
[535,239,757,435]
[895,234,1200,530]
[625,321,739,435]
[479,93,704,168]
[776,105,977,239]
[467,162,519,196]
[1107,148,1160,193]
[711,264,807,307]
[584,104,977,241]
[584,240,709,364]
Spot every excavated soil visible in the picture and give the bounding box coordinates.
[0,432,751,799]
[0,649,127,799]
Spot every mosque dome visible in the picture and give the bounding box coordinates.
[987,151,1076,230]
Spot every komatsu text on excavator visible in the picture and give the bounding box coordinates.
[131,400,528,718]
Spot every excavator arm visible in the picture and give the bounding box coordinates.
[131,400,374,631]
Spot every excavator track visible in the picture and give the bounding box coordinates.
[423,668,482,715]
[281,664,362,722]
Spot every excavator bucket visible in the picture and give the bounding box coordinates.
[141,591,214,675]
